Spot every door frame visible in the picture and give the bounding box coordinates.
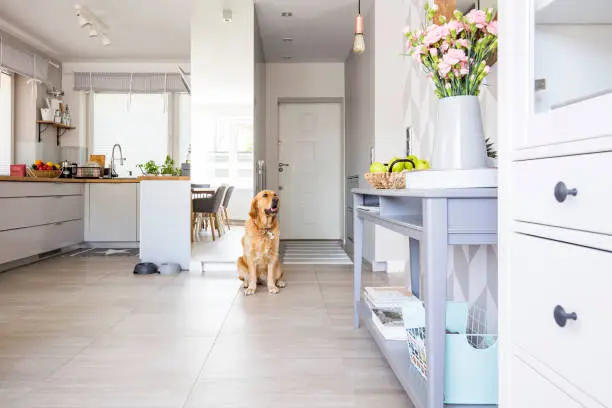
[276,98,346,242]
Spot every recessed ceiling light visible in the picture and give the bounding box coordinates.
[282,37,293,42]
[281,11,293,17]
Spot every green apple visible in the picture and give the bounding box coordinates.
[406,155,418,169]
[415,159,430,170]
[403,160,415,171]
[389,157,404,172]
[369,162,387,173]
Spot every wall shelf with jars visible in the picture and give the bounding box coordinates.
[36,121,76,146]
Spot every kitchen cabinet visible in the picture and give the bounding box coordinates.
[0,182,84,267]
[86,184,138,242]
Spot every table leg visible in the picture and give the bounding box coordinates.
[409,238,420,298]
[422,198,448,408]
[353,194,364,329]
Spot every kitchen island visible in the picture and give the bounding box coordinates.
[0,176,191,272]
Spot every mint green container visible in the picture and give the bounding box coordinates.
[402,301,499,405]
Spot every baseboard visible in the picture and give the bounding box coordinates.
[84,242,140,249]
[0,244,82,273]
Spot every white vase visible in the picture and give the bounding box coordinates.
[431,95,487,170]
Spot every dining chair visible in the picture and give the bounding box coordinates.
[220,186,235,230]
[193,185,227,241]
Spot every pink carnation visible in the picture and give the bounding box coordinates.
[438,61,452,77]
[456,39,469,48]
[423,25,443,46]
[429,48,438,57]
[487,20,498,36]
[447,20,464,34]
[443,48,467,65]
[460,66,469,76]
[466,9,487,28]
[441,41,450,51]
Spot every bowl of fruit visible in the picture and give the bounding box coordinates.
[27,160,61,178]
[365,155,430,189]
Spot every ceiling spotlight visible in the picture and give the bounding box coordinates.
[281,11,292,17]
[88,26,98,38]
[75,5,90,27]
[100,34,111,46]
[282,37,293,42]
[222,9,232,22]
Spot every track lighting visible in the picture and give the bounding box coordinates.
[74,4,110,46]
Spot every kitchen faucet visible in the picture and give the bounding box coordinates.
[110,144,126,178]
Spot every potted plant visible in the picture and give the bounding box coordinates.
[404,5,498,170]
[139,156,182,176]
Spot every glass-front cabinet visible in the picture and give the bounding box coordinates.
[527,0,612,149]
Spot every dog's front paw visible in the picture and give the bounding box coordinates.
[268,285,280,294]
[276,280,286,288]
[242,279,249,289]
[244,286,256,296]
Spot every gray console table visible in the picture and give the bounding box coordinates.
[352,188,498,408]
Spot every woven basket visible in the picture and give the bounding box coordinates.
[26,168,61,179]
[365,171,408,189]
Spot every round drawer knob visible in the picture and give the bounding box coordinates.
[554,181,578,203]
[554,305,577,327]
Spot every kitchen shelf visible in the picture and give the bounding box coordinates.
[36,121,76,146]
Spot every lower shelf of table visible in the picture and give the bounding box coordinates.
[359,300,497,408]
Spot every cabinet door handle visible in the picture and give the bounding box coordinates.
[554,181,578,203]
[554,305,577,327]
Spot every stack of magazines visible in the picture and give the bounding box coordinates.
[364,286,418,341]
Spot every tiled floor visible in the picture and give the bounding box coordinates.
[0,255,413,408]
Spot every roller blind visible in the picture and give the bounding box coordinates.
[0,32,51,82]
[74,72,189,93]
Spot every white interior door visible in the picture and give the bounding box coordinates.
[278,103,342,240]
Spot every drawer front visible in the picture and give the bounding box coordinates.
[0,220,83,264]
[514,152,612,235]
[511,356,583,408]
[0,196,83,232]
[0,182,83,198]
[512,233,612,405]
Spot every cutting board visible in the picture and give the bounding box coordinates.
[89,155,106,168]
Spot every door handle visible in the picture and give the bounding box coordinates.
[278,163,289,173]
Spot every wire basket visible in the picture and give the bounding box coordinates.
[364,159,416,189]
[403,301,499,404]
[26,168,61,178]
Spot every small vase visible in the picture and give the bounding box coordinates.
[431,95,487,170]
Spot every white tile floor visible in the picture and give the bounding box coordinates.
[0,253,413,408]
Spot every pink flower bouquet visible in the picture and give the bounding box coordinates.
[404,4,498,98]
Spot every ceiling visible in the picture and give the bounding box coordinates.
[0,0,191,61]
[0,0,368,64]
[254,0,358,63]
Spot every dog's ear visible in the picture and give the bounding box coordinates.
[249,196,258,220]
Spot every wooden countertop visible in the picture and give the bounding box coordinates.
[0,176,190,183]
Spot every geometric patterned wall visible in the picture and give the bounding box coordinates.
[401,0,499,329]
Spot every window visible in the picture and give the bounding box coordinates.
[0,72,13,175]
[212,117,253,189]
[92,93,169,177]
[176,93,191,164]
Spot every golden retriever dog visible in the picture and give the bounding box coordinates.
[237,190,285,295]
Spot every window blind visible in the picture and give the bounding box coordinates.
[74,72,189,93]
[0,31,51,82]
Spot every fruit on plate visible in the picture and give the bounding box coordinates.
[415,159,430,170]
[369,162,387,173]
[389,157,404,172]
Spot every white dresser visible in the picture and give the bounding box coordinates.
[499,1,612,407]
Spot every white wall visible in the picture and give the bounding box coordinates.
[265,63,345,190]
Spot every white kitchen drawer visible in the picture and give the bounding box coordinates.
[0,182,83,198]
[511,356,583,408]
[514,152,612,236]
[0,220,83,264]
[512,233,612,405]
[0,196,83,232]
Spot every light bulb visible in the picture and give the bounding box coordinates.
[88,26,98,38]
[353,14,365,54]
[353,33,365,54]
